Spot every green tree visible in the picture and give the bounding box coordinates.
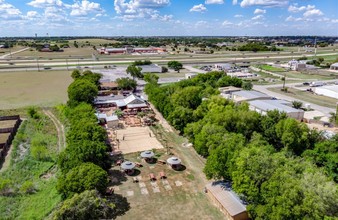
[57,163,108,198]
[67,79,98,107]
[242,81,253,90]
[116,77,137,90]
[71,69,81,79]
[143,73,159,85]
[167,61,183,72]
[52,190,115,220]
[31,145,48,161]
[167,106,193,132]
[292,100,303,109]
[171,86,203,109]
[126,65,143,79]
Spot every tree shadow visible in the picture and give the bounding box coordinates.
[108,169,128,186]
[106,193,131,219]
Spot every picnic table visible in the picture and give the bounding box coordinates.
[149,173,156,181]
[157,160,166,165]
[159,171,166,179]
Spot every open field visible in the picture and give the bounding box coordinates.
[11,47,95,59]
[0,70,72,109]
[256,64,286,72]
[269,87,338,109]
[111,124,223,219]
[284,70,338,80]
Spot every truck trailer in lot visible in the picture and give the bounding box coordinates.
[310,81,324,87]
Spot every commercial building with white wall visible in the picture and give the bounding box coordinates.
[314,85,338,99]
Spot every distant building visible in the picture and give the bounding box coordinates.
[248,99,304,120]
[206,182,249,220]
[94,113,119,128]
[185,73,198,79]
[98,47,166,55]
[138,64,162,73]
[288,59,307,71]
[100,82,118,90]
[94,94,147,109]
[230,90,272,103]
[314,85,338,99]
[330,63,338,71]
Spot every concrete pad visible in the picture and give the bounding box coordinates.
[150,181,158,187]
[116,126,163,154]
[153,187,160,193]
[164,185,172,191]
[126,190,134,197]
[162,179,169,185]
[141,187,149,195]
[139,182,146,188]
[304,110,325,120]
[175,181,183,187]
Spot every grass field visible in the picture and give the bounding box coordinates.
[13,47,95,59]
[0,70,72,109]
[0,110,61,219]
[283,70,337,80]
[269,87,338,108]
[256,64,286,72]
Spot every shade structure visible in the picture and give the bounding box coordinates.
[167,157,181,165]
[140,150,155,158]
[121,161,136,170]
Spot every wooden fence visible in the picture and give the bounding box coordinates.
[0,116,21,159]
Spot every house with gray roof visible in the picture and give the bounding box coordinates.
[94,94,148,109]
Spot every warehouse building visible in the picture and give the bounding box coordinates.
[314,85,338,99]
[248,99,304,120]
[205,182,249,220]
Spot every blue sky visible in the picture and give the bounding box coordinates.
[0,0,337,36]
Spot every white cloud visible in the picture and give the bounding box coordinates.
[288,5,315,13]
[114,0,171,21]
[222,20,233,26]
[26,11,39,18]
[254,8,266,14]
[0,0,22,19]
[70,0,103,16]
[205,0,224,4]
[332,19,338,23]
[303,8,323,17]
[27,0,66,8]
[252,14,263,20]
[234,14,243,18]
[190,4,207,12]
[240,0,288,8]
[232,0,238,5]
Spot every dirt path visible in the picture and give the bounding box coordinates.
[43,109,66,152]
[149,103,173,132]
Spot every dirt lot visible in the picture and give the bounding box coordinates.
[0,120,16,129]
[0,70,72,109]
[110,149,223,219]
[0,133,10,143]
[116,127,163,154]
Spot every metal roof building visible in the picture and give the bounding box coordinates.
[206,182,249,220]
[314,85,338,99]
[231,90,272,102]
[330,62,338,71]
[248,99,304,120]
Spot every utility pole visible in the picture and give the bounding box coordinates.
[36,57,40,72]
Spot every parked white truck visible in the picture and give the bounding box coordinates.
[310,81,324,87]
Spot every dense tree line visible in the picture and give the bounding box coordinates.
[145,71,338,219]
[237,43,281,52]
[54,70,116,219]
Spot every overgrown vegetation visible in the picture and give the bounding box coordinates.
[145,71,338,219]
[0,109,61,219]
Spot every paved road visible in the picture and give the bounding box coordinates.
[0,47,30,59]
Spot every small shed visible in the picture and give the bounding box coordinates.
[205,182,249,220]
[106,115,119,128]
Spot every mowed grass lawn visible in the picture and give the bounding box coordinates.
[0,70,72,109]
